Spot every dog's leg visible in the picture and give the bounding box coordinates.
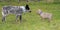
[16,15,19,22]
[19,15,22,23]
[2,16,6,22]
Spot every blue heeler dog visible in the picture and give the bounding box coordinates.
[2,4,31,23]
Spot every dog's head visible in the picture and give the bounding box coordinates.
[25,4,31,13]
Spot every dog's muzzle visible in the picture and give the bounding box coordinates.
[29,10,31,13]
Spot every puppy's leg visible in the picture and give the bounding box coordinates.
[48,18,51,22]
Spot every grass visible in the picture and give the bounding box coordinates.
[0,2,60,30]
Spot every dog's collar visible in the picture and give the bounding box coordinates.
[40,12,42,14]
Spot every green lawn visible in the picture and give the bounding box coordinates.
[0,2,60,30]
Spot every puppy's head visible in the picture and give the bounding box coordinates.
[37,9,42,15]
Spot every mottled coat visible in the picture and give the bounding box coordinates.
[2,4,31,22]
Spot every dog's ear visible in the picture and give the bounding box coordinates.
[25,4,30,10]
